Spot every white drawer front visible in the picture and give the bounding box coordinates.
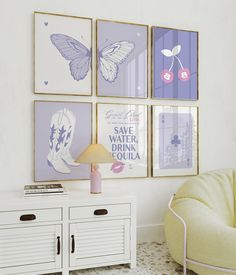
[0,208,62,225]
[70,204,130,220]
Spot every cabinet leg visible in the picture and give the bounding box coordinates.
[129,261,136,269]
[62,270,70,275]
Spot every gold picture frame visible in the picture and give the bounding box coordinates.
[34,100,93,182]
[34,11,93,96]
[151,26,199,101]
[96,19,149,99]
[96,102,149,179]
[151,105,199,177]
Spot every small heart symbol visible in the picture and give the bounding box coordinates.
[44,81,48,85]
[44,22,48,26]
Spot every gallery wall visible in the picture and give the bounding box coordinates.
[1,0,236,242]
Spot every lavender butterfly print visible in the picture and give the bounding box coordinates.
[51,33,134,83]
[50,34,91,81]
[98,41,135,83]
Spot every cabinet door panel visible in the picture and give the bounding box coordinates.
[70,219,130,267]
[0,225,61,274]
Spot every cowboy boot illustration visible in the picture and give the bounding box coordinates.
[60,109,80,167]
[47,109,72,174]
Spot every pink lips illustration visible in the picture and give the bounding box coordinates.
[111,161,125,174]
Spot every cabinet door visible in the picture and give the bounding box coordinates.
[70,219,130,267]
[0,224,61,274]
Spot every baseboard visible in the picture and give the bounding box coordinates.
[137,223,165,243]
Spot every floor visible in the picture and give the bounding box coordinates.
[69,242,196,275]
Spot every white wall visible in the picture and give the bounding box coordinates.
[1,0,236,242]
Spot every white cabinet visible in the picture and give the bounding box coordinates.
[0,192,136,275]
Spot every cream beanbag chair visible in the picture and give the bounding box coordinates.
[165,169,236,275]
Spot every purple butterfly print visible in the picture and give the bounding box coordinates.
[50,34,91,81]
[98,41,135,83]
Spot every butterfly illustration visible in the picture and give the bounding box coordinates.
[50,34,91,81]
[98,41,134,83]
[50,34,134,83]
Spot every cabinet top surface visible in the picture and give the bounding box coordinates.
[0,190,136,210]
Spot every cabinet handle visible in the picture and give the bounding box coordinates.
[57,236,60,255]
[20,214,36,221]
[94,209,108,216]
[71,235,75,253]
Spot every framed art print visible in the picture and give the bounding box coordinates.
[152,26,198,100]
[96,20,148,98]
[34,101,92,182]
[97,103,148,178]
[34,12,92,95]
[152,105,198,177]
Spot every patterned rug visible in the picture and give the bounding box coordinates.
[69,242,196,275]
